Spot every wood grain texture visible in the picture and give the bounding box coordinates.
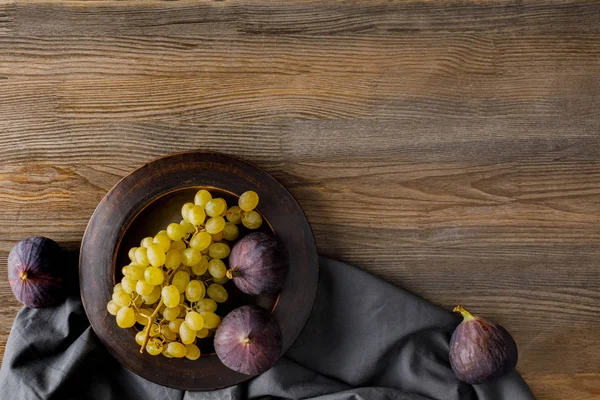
[0,0,598,398]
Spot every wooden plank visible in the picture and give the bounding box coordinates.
[0,0,599,398]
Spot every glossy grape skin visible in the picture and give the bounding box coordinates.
[170,240,187,252]
[182,248,201,266]
[205,198,227,217]
[107,301,120,316]
[179,321,197,344]
[185,344,201,360]
[196,298,217,313]
[168,318,184,333]
[239,191,259,211]
[189,232,211,251]
[165,249,182,270]
[188,205,206,226]
[185,311,205,331]
[196,328,210,338]
[140,237,154,248]
[207,284,228,303]
[223,222,239,241]
[208,259,227,279]
[162,285,180,308]
[163,306,180,321]
[146,339,163,356]
[112,291,131,307]
[186,280,205,302]
[134,247,150,267]
[128,247,138,261]
[181,202,195,221]
[167,342,186,358]
[226,206,243,224]
[208,243,230,260]
[166,223,184,241]
[241,210,263,229]
[205,217,226,234]
[144,266,164,285]
[153,232,171,253]
[136,280,155,297]
[116,306,135,328]
[143,285,162,304]
[200,311,221,329]
[172,271,190,293]
[194,189,212,207]
[191,256,209,276]
[121,277,136,294]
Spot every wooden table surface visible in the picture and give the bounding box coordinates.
[0,1,599,398]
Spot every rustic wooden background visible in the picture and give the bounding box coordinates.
[0,0,599,398]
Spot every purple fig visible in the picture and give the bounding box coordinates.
[226,232,288,295]
[8,236,66,308]
[214,305,282,375]
[449,306,518,384]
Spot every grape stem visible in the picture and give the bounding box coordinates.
[139,266,180,354]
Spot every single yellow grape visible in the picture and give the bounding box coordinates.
[172,271,190,293]
[162,306,180,321]
[113,283,123,293]
[144,266,164,285]
[136,280,155,297]
[128,247,138,262]
[179,219,194,234]
[185,311,205,331]
[186,280,205,302]
[187,205,206,226]
[170,240,187,252]
[200,312,221,329]
[146,338,163,356]
[208,259,226,278]
[116,306,135,328]
[208,243,230,259]
[167,342,186,358]
[146,244,166,268]
[196,298,217,313]
[185,344,201,360]
[112,291,131,307]
[140,237,154,248]
[189,231,212,251]
[196,328,210,338]
[153,232,171,253]
[182,248,201,266]
[107,301,120,316]
[213,276,229,284]
[121,277,137,294]
[181,202,195,221]
[191,256,209,276]
[133,295,144,307]
[207,284,228,303]
[165,222,184,241]
[165,249,182,270]
[162,346,172,358]
[205,198,227,217]
[161,285,180,308]
[205,217,225,234]
[223,222,239,241]
[211,231,223,242]
[161,325,177,341]
[135,330,146,345]
[168,318,184,333]
[239,190,259,211]
[242,210,263,229]
[143,285,161,304]
[179,321,197,344]
[194,189,212,207]
[226,206,243,224]
[135,247,150,267]
[135,308,153,325]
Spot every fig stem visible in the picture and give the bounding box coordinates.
[226,269,238,280]
[19,271,27,281]
[453,305,475,321]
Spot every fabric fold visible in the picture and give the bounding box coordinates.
[0,257,535,400]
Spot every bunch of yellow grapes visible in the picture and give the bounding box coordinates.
[106,189,262,359]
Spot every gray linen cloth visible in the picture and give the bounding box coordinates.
[0,257,534,400]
